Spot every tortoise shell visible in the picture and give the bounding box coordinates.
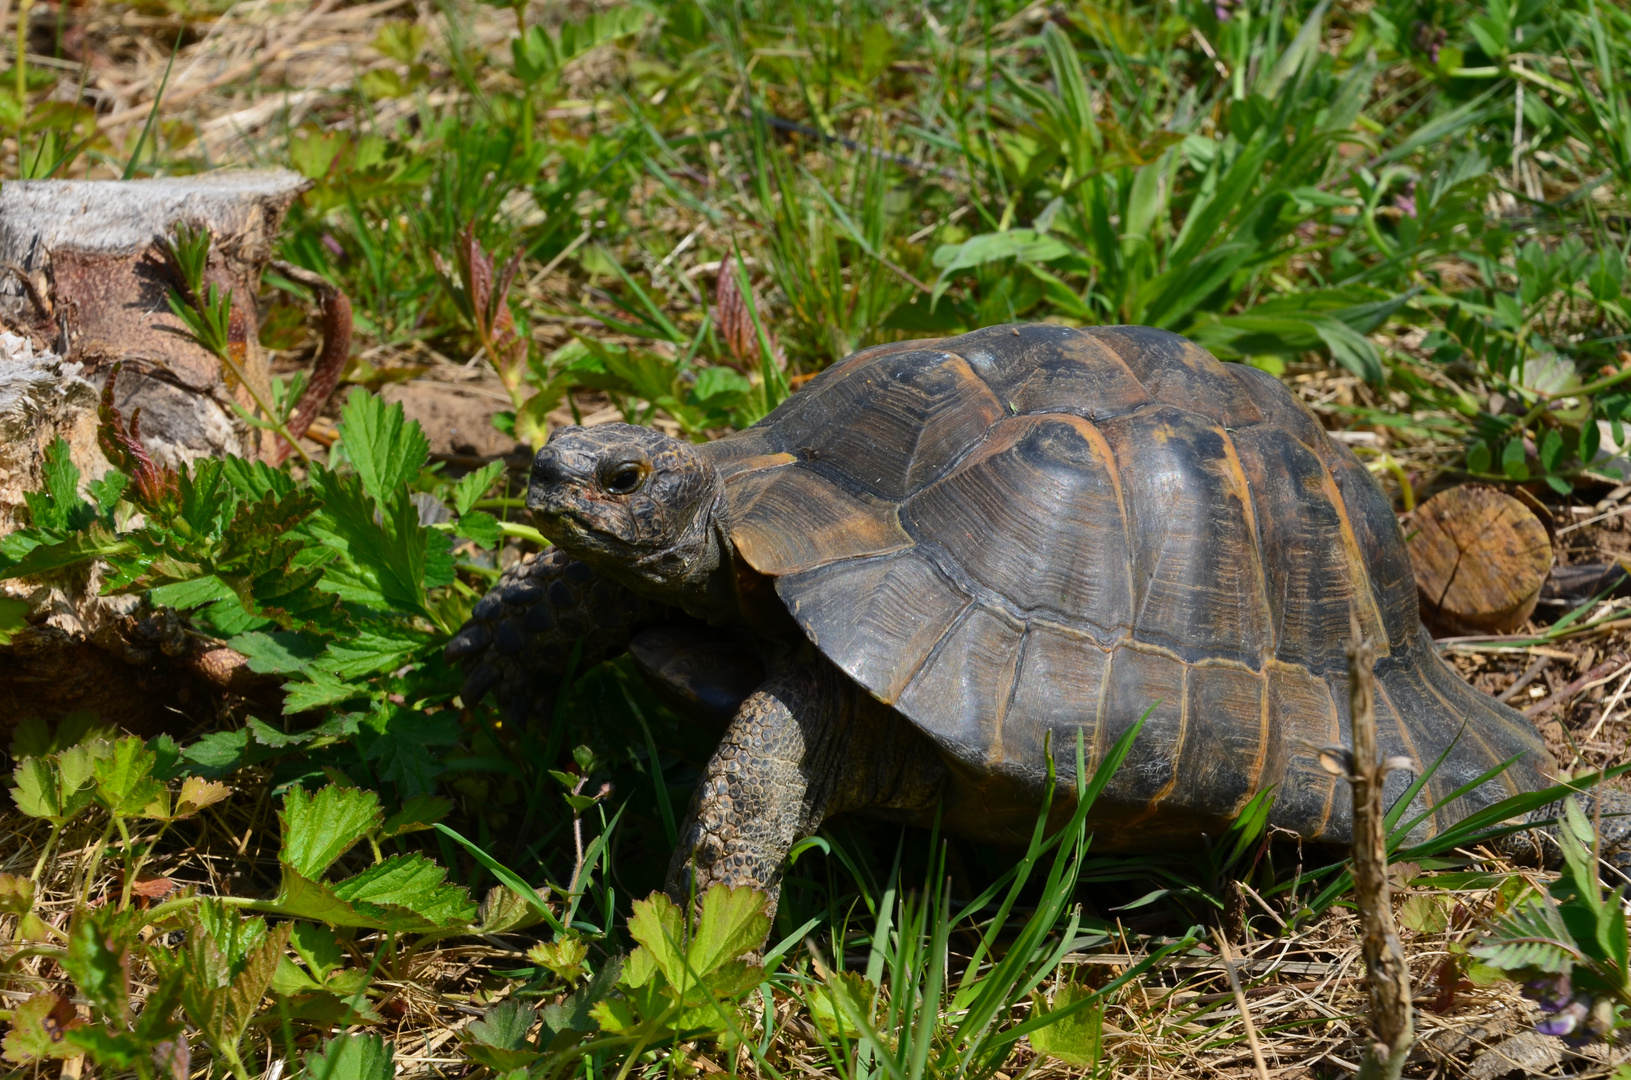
[699,324,1551,844]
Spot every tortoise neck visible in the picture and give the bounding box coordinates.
[614,481,740,625]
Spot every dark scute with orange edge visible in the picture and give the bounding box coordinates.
[697,323,1558,846]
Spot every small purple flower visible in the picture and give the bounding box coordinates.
[1535,1000,1588,1037]
[1522,972,1571,1013]
[1214,0,1233,21]
[322,233,345,259]
[1396,181,1417,219]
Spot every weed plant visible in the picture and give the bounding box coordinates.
[2,0,1631,1075]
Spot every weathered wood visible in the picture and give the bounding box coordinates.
[0,171,310,732]
[1406,484,1553,636]
[0,170,309,482]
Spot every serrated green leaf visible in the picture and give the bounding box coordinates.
[454,511,503,548]
[311,468,430,617]
[64,908,132,1021]
[148,575,234,611]
[283,670,369,715]
[24,439,93,533]
[313,624,434,678]
[92,737,166,817]
[687,885,770,980]
[0,871,35,914]
[271,870,372,927]
[627,891,687,988]
[380,794,452,837]
[336,390,430,507]
[464,998,536,1051]
[272,955,327,996]
[280,785,382,879]
[226,923,291,1040]
[807,970,876,1039]
[0,523,133,580]
[330,853,477,929]
[451,462,505,516]
[1029,982,1103,1066]
[172,776,231,818]
[290,922,345,981]
[297,1033,394,1080]
[1,993,82,1063]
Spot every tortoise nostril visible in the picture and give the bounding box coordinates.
[531,449,573,488]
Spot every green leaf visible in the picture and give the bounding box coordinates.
[23,439,93,532]
[1,993,82,1063]
[335,390,430,508]
[279,785,383,879]
[451,461,505,517]
[1028,983,1104,1067]
[282,668,369,714]
[289,922,345,981]
[92,737,166,817]
[454,510,503,548]
[64,908,132,1021]
[313,624,435,678]
[626,891,687,987]
[464,998,536,1053]
[380,794,453,837]
[311,468,430,617]
[930,229,1073,306]
[148,575,234,611]
[0,594,27,645]
[1313,317,1384,384]
[297,1033,394,1080]
[807,970,876,1039]
[0,523,133,581]
[687,885,770,980]
[330,853,477,929]
[0,871,35,914]
[357,705,458,796]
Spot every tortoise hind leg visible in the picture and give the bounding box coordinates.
[666,647,945,914]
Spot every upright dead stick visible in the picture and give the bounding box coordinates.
[1345,624,1416,1080]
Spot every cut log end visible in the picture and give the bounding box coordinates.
[1406,484,1553,636]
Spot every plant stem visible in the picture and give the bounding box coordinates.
[1346,623,1415,1080]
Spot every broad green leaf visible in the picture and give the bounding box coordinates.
[687,884,770,980]
[23,439,92,532]
[0,872,35,914]
[930,229,1073,306]
[807,970,876,1039]
[1,993,81,1063]
[64,908,133,1021]
[0,523,133,580]
[225,924,291,1040]
[290,922,345,981]
[0,594,27,645]
[463,998,537,1056]
[329,853,477,929]
[271,871,371,927]
[92,737,166,817]
[279,784,383,879]
[627,891,687,987]
[1029,983,1103,1067]
[380,794,453,837]
[149,575,234,611]
[172,776,231,818]
[454,510,503,548]
[297,1033,394,1080]
[335,390,430,508]
[226,631,325,675]
[282,668,369,714]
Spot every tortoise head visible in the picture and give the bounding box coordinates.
[527,423,729,607]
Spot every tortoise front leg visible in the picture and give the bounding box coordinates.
[446,547,675,721]
[666,649,946,914]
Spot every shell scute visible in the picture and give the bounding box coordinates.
[902,414,1134,638]
[1096,407,1271,666]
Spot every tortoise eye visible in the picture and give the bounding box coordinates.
[604,464,646,495]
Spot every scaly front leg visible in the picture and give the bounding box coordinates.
[447,547,676,720]
[666,648,945,915]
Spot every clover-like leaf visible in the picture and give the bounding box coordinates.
[0,872,35,915]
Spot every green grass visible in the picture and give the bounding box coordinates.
[2,0,1631,1075]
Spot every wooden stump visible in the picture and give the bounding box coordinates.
[0,171,310,732]
[1406,485,1553,636]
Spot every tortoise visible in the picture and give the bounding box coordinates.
[448,323,1630,903]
